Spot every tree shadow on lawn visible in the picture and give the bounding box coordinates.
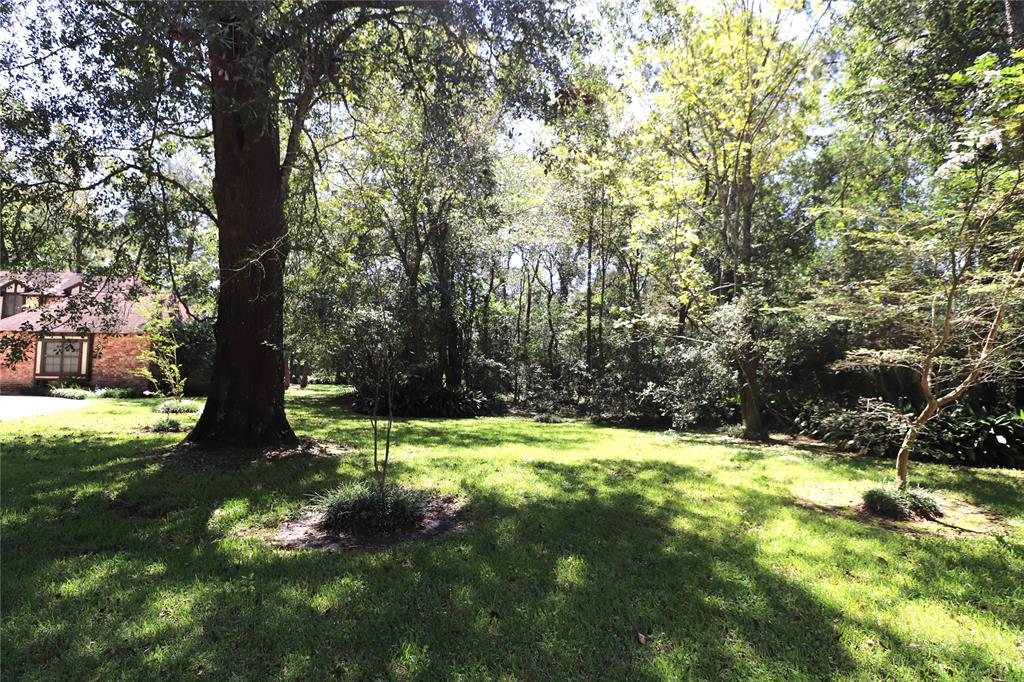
[9,447,1018,680]
[290,417,640,456]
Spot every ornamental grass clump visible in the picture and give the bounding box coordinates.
[92,387,136,398]
[312,481,425,535]
[863,485,943,520]
[156,399,200,414]
[150,416,183,432]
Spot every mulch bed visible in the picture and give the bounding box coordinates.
[795,484,1009,538]
[274,494,466,552]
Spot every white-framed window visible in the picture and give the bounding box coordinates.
[34,336,90,379]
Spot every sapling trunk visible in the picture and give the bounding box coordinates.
[895,405,935,489]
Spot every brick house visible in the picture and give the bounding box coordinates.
[0,271,159,392]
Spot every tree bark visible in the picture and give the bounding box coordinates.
[585,217,593,387]
[523,260,536,394]
[733,144,766,441]
[512,255,526,402]
[597,215,607,377]
[431,219,462,389]
[895,402,936,488]
[480,259,495,357]
[189,22,296,447]
[738,353,767,441]
[1007,0,1024,47]
[544,259,557,377]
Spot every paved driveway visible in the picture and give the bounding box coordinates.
[0,396,90,421]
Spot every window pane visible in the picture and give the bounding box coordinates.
[42,340,82,375]
[42,343,62,373]
[62,345,81,374]
[2,294,23,317]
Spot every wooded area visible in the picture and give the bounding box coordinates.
[2,0,1023,483]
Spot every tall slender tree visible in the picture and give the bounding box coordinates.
[640,0,823,438]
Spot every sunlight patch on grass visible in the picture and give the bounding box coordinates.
[553,555,587,589]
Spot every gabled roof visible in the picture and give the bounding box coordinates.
[0,270,83,295]
[0,270,159,335]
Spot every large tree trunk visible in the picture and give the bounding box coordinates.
[545,264,557,377]
[189,22,296,447]
[523,261,536,394]
[512,256,525,402]
[445,271,462,391]
[597,218,607,377]
[1007,0,1024,47]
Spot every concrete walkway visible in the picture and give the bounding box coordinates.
[0,396,90,421]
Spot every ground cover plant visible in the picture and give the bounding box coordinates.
[155,399,201,414]
[862,485,943,520]
[2,386,1022,680]
[48,387,138,400]
[148,416,184,433]
[312,481,425,535]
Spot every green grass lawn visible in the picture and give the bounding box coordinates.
[2,385,1023,681]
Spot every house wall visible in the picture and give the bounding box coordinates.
[91,334,149,389]
[0,332,36,392]
[0,332,149,392]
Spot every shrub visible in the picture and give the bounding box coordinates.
[19,384,54,396]
[173,316,215,395]
[644,340,738,429]
[355,381,500,418]
[50,387,92,400]
[150,416,183,432]
[715,424,745,438]
[134,304,188,400]
[917,406,1024,468]
[463,355,512,397]
[156,399,200,414]
[43,386,139,399]
[91,387,136,399]
[591,411,672,429]
[797,398,907,458]
[862,485,943,520]
[532,413,564,423]
[312,481,425,535]
[799,400,1024,469]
